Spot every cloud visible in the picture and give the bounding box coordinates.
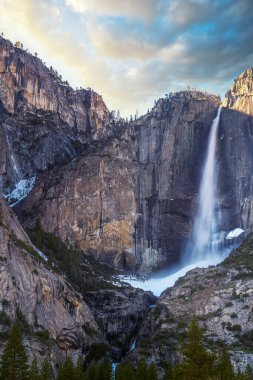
[65,0,157,21]
[166,0,212,27]
[0,0,252,117]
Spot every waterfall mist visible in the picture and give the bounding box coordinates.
[185,106,223,264]
[122,106,238,296]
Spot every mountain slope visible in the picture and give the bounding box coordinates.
[0,35,117,193]
[132,234,253,373]
[0,196,101,367]
[16,90,220,270]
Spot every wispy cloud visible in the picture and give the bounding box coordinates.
[0,0,252,116]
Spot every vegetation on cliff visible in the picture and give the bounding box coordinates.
[1,318,253,380]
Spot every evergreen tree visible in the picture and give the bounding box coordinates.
[123,362,134,380]
[179,317,216,380]
[243,364,253,380]
[85,363,96,380]
[57,357,75,380]
[115,363,125,380]
[95,362,112,380]
[163,365,174,380]
[29,359,41,380]
[136,360,148,380]
[74,358,84,380]
[0,322,29,380]
[40,360,52,380]
[147,362,158,380]
[216,344,235,380]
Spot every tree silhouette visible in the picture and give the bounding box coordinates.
[0,322,29,380]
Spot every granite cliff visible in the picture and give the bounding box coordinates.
[0,196,101,368]
[1,35,253,272]
[17,70,253,271]
[16,91,221,270]
[130,234,253,374]
[0,35,117,193]
[1,33,253,376]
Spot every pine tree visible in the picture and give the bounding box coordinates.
[74,358,84,380]
[94,362,112,380]
[217,344,235,380]
[40,360,52,380]
[57,357,75,380]
[244,364,253,380]
[163,365,174,380]
[147,362,158,380]
[85,363,96,380]
[179,318,216,380]
[123,362,134,380]
[0,322,29,380]
[136,360,148,380]
[115,363,125,380]
[29,359,41,380]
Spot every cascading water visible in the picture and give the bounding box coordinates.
[188,106,222,263]
[122,105,240,296]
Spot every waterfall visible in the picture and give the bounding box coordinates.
[188,106,222,263]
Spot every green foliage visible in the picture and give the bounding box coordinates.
[87,343,111,362]
[0,322,30,380]
[74,358,84,380]
[136,360,148,380]
[216,344,235,379]
[12,235,37,257]
[57,357,75,380]
[224,234,253,272]
[147,362,158,380]
[115,363,124,380]
[177,317,216,380]
[0,206,4,226]
[226,323,242,332]
[29,359,40,380]
[244,364,253,380]
[26,221,119,295]
[0,317,252,380]
[16,308,30,332]
[124,362,135,380]
[0,311,11,326]
[40,360,53,380]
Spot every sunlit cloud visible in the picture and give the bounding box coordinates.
[65,0,157,21]
[0,0,252,117]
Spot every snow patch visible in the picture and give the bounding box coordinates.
[226,228,244,240]
[130,340,137,351]
[3,177,36,206]
[36,249,48,262]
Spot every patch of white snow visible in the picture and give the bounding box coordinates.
[3,177,36,207]
[226,228,244,240]
[36,249,48,262]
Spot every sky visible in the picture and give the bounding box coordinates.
[0,0,252,117]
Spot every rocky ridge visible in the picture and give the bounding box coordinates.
[0,196,101,367]
[131,234,253,373]
[17,90,221,270]
[16,68,253,271]
[0,35,120,193]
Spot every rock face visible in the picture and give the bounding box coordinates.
[0,196,101,366]
[0,36,115,192]
[219,68,253,232]
[17,91,220,270]
[1,33,253,271]
[133,234,253,372]
[84,288,156,359]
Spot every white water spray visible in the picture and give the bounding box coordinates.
[189,106,222,262]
